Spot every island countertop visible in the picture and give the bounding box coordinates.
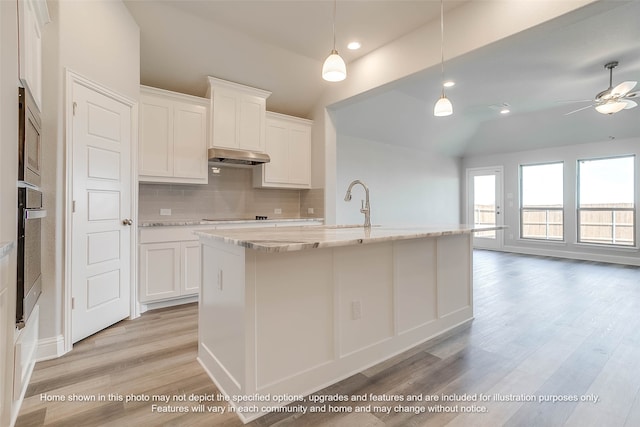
[195,224,505,252]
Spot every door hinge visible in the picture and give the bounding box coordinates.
[73,101,77,116]
[71,297,75,310]
[72,200,76,213]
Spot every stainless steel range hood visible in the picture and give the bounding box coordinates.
[207,147,270,166]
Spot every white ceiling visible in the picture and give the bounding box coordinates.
[124,0,463,116]
[125,0,640,157]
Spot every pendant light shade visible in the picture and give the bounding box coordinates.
[434,0,452,117]
[434,94,453,116]
[323,49,347,82]
[322,0,346,82]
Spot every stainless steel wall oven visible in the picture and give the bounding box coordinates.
[18,86,42,188]
[17,187,45,328]
[17,86,45,329]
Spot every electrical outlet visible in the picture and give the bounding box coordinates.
[160,208,171,216]
[351,300,362,320]
[307,207,314,214]
[274,208,282,214]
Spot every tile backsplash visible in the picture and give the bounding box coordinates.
[139,167,324,221]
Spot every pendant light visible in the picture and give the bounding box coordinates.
[322,0,346,82]
[434,0,453,117]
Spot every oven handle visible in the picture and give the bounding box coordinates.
[25,209,47,220]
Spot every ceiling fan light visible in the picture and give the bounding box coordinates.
[322,50,347,82]
[434,95,453,116]
[595,101,627,115]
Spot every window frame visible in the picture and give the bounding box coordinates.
[576,154,636,247]
[519,161,565,242]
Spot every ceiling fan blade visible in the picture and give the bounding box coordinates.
[624,91,638,99]
[623,99,637,109]
[611,81,637,97]
[565,104,595,115]
[555,99,593,104]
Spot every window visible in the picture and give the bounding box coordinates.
[578,155,635,246]
[520,162,564,240]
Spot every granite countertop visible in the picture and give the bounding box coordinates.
[195,224,505,252]
[139,218,324,227]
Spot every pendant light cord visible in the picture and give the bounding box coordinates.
[440,0,445,97]
[332,0,337,51]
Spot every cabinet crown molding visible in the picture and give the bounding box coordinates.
[140,85,208,106]
[266,111,313,125]
[206,76,272,99]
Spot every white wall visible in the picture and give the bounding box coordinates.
[38,0,139,353]
[463,138,640,265]
[310,0,597,223]
[336,136,460,226]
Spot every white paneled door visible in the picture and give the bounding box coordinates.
[70,79,133,343]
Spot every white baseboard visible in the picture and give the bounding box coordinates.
[36,334,67,362]
[499,244,640,266]
[139,295,198,314]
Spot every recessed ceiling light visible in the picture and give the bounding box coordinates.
[443,81,455,88]
[500,108,510,114]
[347,41,361,50]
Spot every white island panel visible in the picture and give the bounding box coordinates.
[336,243,394,357]
[200,242,245,391]
[394,238,438,334]
[437,234,472,318]
[253,249,334,389]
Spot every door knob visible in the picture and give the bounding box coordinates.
[122,219,133,225]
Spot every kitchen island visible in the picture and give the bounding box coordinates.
[195,224,498,423]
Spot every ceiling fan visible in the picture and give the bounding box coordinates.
[564,61,638,115]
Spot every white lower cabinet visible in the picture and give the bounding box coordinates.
[181,241,201,295]
[139,226,205,303]
[138,221,322,304]
[139,240,200,303]
[139,242,181,302]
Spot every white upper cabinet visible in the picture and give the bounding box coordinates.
[207,77,271,152]
[18,0,50,111]
[139,86,208,184]
[254,112,312,189]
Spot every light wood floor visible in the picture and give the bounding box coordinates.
[16,250,640,426]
